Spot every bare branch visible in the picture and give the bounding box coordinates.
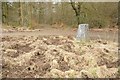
[77,2,83,15]
[70,0,78,16]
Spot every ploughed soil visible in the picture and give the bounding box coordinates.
[1,35,119,78]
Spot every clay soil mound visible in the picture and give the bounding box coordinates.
[1,36,119,78]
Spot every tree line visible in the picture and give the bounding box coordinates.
[2,2,118,28]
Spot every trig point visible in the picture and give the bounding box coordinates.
[76,24,89,41]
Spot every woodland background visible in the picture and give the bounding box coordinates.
[2,2,118,29]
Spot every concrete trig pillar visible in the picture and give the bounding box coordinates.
[76,24,89,41]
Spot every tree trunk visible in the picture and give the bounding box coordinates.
[19,2,23,26]
[29,3,32,28]
[70,0,82,25]
[77,15,80,25]
[2,2,8,25]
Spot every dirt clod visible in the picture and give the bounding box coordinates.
[1,36,118,78]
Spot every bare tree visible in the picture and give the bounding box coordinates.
[19,2,24,26]
[2,2,117,28]
[70,0,83,25]
[2,2,8,25]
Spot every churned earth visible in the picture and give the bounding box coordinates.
[1,35,119,78]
